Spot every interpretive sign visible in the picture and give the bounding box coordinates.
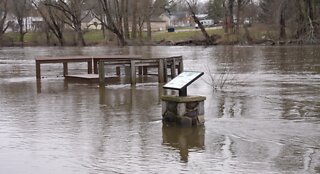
[163,71,204,96]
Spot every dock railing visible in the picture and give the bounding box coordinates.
[35,55,183,86]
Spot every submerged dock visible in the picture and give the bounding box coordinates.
[35,55,183,86]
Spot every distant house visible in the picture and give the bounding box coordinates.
[159,13,171,26]
[81,15,102,30]
[25,16,44,31]
[149,16,167,31]
[4,13,45,32]
[169,12,190,27]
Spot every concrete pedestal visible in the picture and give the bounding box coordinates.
[161,95,206,127]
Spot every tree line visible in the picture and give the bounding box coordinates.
[0,0,319,46]
[205,0,320,44]
[0,0,170,46]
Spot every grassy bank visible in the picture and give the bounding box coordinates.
[152,27,225,42]
[0,25,292,46]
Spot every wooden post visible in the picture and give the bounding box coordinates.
[143,67,148,75]
[130,60,136,85]
[178,57,184,74]
[99,60,105,87]
[158,59,164,83]
[36,79,41,93]
[63,62,68,76]
[138,67,143,75]
[171,58,176,78]
[125,67,131,76]
[36,61,41,79]
[88,60,93,74]
[93,60,98,74]
[116,67,121,76]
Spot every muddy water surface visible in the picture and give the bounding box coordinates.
[0,46,319,173]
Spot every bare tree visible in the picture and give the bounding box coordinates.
[146,0,152,41]
[32,0,66,46]
[278,0,287,41]
[45,0,90,46]
[131,1,138,39]
[259,0,319,43]
[301,0,317,41]
[224,0,235,34]
[122,0,129,39]
[235,0,250,34]
[185,0,214,44]
[12,0,30,45]
[93,0,126,46]
[0,0,9,38]
[295,0,306,39]
[208,0,224,23]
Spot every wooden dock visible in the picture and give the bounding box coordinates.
[35,55,183,86]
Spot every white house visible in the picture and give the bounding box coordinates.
[81,15,102,30]
[5,14,44,32]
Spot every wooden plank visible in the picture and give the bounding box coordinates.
[36,57,92,63]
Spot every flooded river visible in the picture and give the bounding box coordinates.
[0,46,319,173]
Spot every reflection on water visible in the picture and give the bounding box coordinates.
[162,126,205,162]
[0,46,320,173]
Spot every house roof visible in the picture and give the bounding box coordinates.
[82,15,94,23]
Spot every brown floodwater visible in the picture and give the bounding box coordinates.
[0,46,319,173]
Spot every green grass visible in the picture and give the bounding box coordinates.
[152,28,225,42]
[1,25,285,46]
[83,30,104,44]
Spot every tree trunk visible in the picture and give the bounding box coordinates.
[279,5,286,40]
[305,0,314,21]
[132,1,137,39]
[58,34,65,46]
[191,14,213,44]
[223,0,228,33]
[236,0,241,34]
[228,0,235,33]
[187,2,213,45]
[0,0,8,36]
[146,0,152,41]
[76,23,86,46]
[77,30,86,46]
[114,30,126,46]
[123,0,130,39]
[295,0,305,38]
[18,19,24,44]
[44,26,50,46]
[304,0,317,38]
